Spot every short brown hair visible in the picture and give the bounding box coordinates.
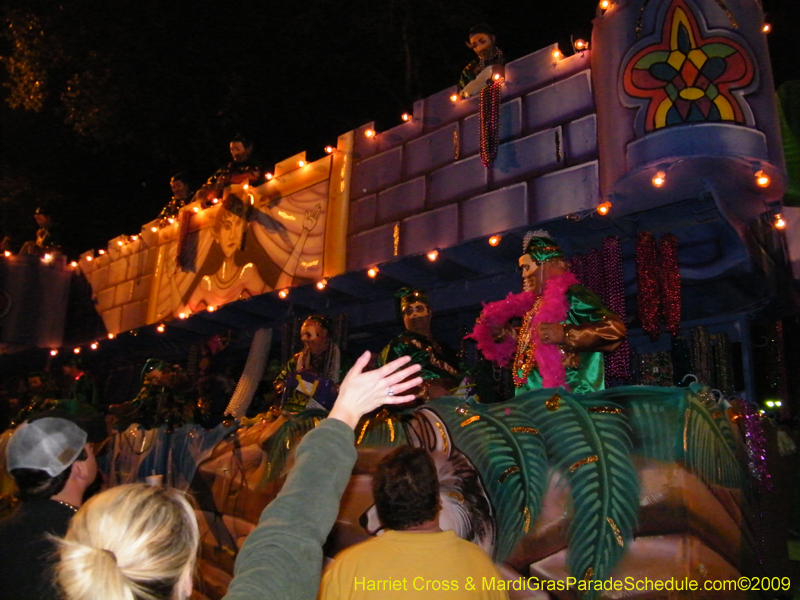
[373,446,439,531]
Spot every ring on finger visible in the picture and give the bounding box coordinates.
[387,387,394,396]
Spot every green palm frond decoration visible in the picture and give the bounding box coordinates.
[354,410,408,448]
[602,386,685,462]
[260,409,327,482]
[682,384,743,489]
[520,389,639,593]
[427,396,548,561]
[601,385,744,489]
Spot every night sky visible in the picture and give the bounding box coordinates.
[0,0,795,259]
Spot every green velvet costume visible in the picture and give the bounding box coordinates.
[515,285,625,396]
[379,331,461,400]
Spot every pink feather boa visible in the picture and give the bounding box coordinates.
[467,271,578,389]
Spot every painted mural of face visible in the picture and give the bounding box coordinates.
[215,212,245,259]
[301,319,329,357]
[403,301,431,336]
[468,33,495,59]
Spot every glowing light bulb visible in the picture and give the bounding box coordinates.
[450,93,459,102]
[492,73,501,80]
[50,349,58,356]
[552,49,562,60]
[98,249,105,255]
[117,240,123,246]
[324,146,334,154]
[168,217,175,224]
[488,235,501,246]
[599,0,611,9]
[266,173,273,180]
[70,261,77,267]
[427,250,439,261]
[43,253,52,261]
[179,312,187,319]
[401,113,411,122]
[86,255,93,261]
[193,206,200,213]
[278,288,289,299]
[73,347,81,354]
[762,23,771,33]
[151,226,158,232]
[316,279,328,290]
[131,235,138,241]
[156,324,165,332]
[597,201,612,216]
[364,129,376,138]
[207,305,216,312]
[243,184,249,190]
[574,39,588,51]
[3,251,10,257]
[367,267,379,278]
[298,160,306,167]
[652,171,666,187]
[90,342,98,350]
[212,197,219,204]
[755,170,770,187]
[774,213,787,230]
[108,333,115,339]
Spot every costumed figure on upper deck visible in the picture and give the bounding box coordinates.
[469,231,626,395]
[196,134,265,204]
[157,172,194,227]
[19,206,61,256]
[458,24,505,99]
[274,315,352,413]
[379,289,461,403]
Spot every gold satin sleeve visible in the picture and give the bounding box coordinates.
[561,316,627,353]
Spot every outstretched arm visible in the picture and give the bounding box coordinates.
[273,204,321,290]
[224,353,421,600]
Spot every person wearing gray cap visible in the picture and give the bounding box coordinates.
[0,417,98,600]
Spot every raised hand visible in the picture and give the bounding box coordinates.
[329,352,422,429]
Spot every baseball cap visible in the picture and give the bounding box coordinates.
[6,417,88,477]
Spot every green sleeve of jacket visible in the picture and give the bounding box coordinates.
[224,418,357,600]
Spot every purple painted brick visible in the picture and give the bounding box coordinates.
[347,222,398,271]
[348,194,377,234]
[422,86,477,131]
[461,98,522,157]
[401,205,460,256]
[531,162,599,221]
[377,177,426,224]
[428,154,487,208]
[505,47,591,99]
[405,125,459,177]
[524,71,594,132]
[492,127,562,185]
[461,183,528,241]
[352,122,378,162]
[350,147,403,200]
[563,114,598,164]
[378,100,424,153]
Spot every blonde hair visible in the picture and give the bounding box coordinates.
[56,484,199,600]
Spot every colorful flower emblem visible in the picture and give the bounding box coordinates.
[623,0,754,131]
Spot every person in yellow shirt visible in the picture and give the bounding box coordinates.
[319,445,508,600]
